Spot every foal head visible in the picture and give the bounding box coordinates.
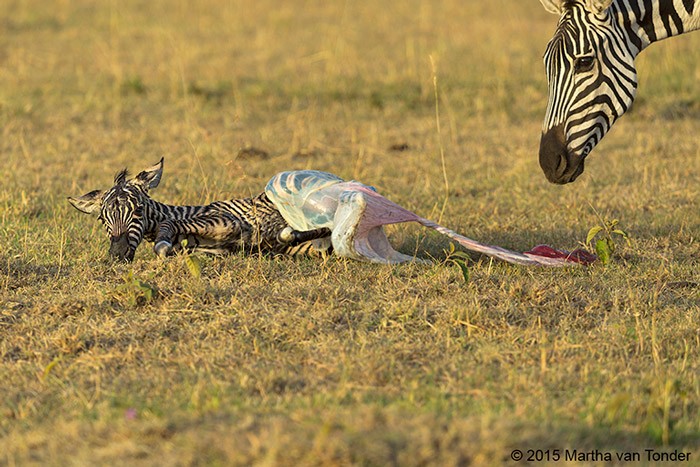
[68,158,163,261]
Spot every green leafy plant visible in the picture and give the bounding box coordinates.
[115,271,158,307]
[180,239,202,278]
[586,217,630,265]
[446,243,470,284]
[120,76,147,95]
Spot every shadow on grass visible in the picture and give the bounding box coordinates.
[0,255,68,291]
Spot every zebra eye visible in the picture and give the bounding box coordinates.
[574,56,595,73]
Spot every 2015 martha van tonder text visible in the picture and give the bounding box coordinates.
[509,448,691,463]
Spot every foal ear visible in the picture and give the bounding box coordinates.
[68,189,104,215]
[539,0,564,14]
[586,0,613,14]
[133,157,164,191]
[114,169,129,185]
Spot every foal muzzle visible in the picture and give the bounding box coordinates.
[109,233,134,262]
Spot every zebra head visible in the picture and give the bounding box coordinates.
[68,158,163,261]
[539,0,638,184]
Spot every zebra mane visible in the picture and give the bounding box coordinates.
[114,168,129,185]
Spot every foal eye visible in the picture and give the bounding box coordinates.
[574,56,595,73]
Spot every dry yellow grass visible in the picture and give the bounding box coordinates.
[1,0,699,465]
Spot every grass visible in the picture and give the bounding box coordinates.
[1,0,699,464]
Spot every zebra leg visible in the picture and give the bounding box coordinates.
[283,237,333,258]
[277,226,331,246]
[154,219,181,257]
[153,215,247,257]
[275,226,333,258]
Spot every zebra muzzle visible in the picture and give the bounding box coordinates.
[109,233,134,262]
[539,125,585,184]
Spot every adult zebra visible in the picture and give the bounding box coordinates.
[538,0,700,184]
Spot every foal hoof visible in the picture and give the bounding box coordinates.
[154,241,173,258]
[278,226,295,243]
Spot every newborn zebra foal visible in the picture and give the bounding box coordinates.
[70,158,596,266]
[68,158,331,262]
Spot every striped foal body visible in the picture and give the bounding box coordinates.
[539,0,700,184]
[68,159,330,262]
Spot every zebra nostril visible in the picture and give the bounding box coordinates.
[556,153,568,177]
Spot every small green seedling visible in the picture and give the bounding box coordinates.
[115,271,159,307]
[446,243,470,284]
[180,239,202,278]
[586,217,630,265]
[120,75,147,95]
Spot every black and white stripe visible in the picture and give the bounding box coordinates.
[68,159,331,262]
[538,0,700,184]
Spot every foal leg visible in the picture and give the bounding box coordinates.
[277,226,331,246]
[154,215,248,257]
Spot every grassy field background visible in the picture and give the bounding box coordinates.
[1,0,699,464]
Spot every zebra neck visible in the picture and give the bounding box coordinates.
[142,198,209,233]
[616,0,700,52]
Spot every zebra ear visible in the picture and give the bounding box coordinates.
[133,157,164,191]
[586,0,613,14]
[539,0,563,14]
[68,189,104,215]
[114,169,128,185]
